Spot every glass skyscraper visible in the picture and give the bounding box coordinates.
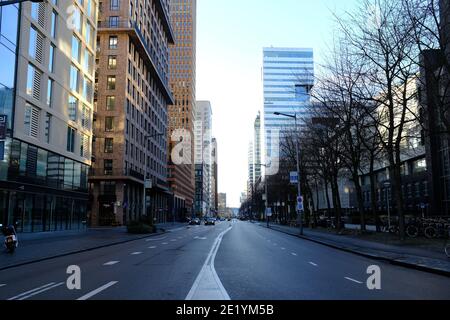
[263,47,314,162]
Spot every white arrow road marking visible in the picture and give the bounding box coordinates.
[345,277,363,284]
[103,261,120,266]
[8,282,64,300]
[309,262,318,267]
[186,226,232,300]
[0,284,6,288]
[291,253,298,256]
[76,281,118,300]
[131,252,143,255]
[148,246,157,249]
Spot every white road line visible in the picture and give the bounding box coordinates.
[186,226,232,300]
[8,282,57,300]
[103,261,120,266]
[0,284,6,287]
[345,277,363,284]
[171,239,177,242]
[309,262,318,267]
[148,246,157,249]
[76,281,118,301]
[162,242,169,245]
[146,236,167,242]
[131,252,143,255]
[291,253,298,256]
[9,282,64,300]
[281,247,286,250]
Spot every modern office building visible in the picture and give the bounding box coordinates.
[167,0,196,221]
[218,192,226,216]
[263,47,314,165]
[194,100,212,216]
[210,137,218,214]
[247,140,254,197]
[254,111,261,182]
[0,0,97,233]
[89,0,175,226]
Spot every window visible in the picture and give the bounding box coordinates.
[107,76,116,90]
[29,26,44,62]
[106,96,115,110]
[110,0,119,10]
[68,95,78,121]
[26,64,42,100]
[51,10,57,38]
[44,113,51,143]
[104,138,113,153]
[70,64,79,92]
[67,127,76,152]
[109,16,119,28]
[109,36,118,49]
[73,6,82,33]
[108,55,117,69]
[413,159,427,173]
[31,3,39,21]
[104,159,113,175]
[81,104,90,129]
[24,104,40,138]
[105,116,114,131]
[47,78,53,106]
[84,22,92,46]
[71,35,81,62]
[80,133,89,157]
[49,45,55,72]
[83,76,93,101]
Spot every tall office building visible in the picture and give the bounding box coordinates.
[218,192,226,216]
[254,111,261,182]
[194,100,212,216]
[0,1,97,233]
[247,140,254,197]
[167,0,196,220]
[210,137,218,214]
[90,0,175,226]
[263,47,314,164]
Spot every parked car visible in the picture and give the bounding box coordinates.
[189,218,201,225]
[205,218,216,226]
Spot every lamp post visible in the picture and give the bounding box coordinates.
[383,181,391,230]
[274,112,303,235]
[143,131,165,226]
[261,163,270,228]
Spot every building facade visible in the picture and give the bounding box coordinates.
[210,137,218,215]
[218,192,226,216]
[254,111,261,182]
[194,100,212,216]
[1,0,96,233]
[263,47,314,165]
[89,0,175,226]
[167,0,196,221]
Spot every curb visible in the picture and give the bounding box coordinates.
[263,224,450,278]
[0,230,167,272]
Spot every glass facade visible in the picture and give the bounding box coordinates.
[263,47,314,161]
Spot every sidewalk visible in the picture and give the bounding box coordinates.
[0,223,188,271]
[258,222,450,277]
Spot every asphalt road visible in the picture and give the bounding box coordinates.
[0,220,449,300]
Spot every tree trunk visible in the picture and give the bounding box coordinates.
[330,173,343,231]
[353,171,366,232]
[369,156,379,232]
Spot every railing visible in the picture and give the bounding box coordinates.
[88,168,145,181]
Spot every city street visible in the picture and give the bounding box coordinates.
[0,220,449,300]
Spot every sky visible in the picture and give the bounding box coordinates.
[196,0,360,208]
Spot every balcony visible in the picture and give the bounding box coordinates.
[88,167,145,183]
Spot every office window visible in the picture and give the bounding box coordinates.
[106,96,115,110]
[109,36,118,49]
[81,104,90,130]
[108,55,117,69]
[83,76,93,101]
[84,21,92,46]
[104,138,113,153]
[51,10,57,38]
[49,45,55,72]
[44,113,51,143]
[71,35,81,62]
[31,2,39,21]
[80,133,89,157]
[68,95,78,121]
[104,159,113,175]
[70,64,79,92]
[67,127,76,152]
[109,16,119,28]
[29,26,44,63]
[73,6,82,33]
[47,78,53,106]
[107,76,116,90]
[105,116,114,131]
[26,64,41,100]
[110,0,119,10]
[84,48,93,74]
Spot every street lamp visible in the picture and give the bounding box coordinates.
[383,181,391,230]
[274,112,303,235]
[0,0,43,6]
[261,163,270,228]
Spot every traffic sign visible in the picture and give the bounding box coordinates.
[297,196,303,203]
[290,171,298,184]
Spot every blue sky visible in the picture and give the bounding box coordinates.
[196,0,360,207]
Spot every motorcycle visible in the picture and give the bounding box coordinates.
[1,224,18,253]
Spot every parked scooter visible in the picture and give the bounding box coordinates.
[1,224,18,253]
